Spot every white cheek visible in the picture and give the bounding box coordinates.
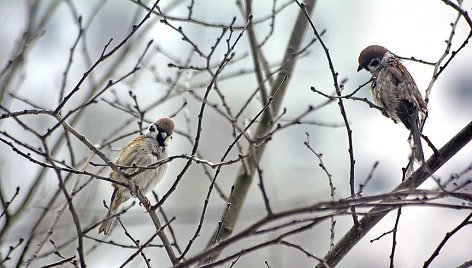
[367,66,377,75]
[164,135,172,146]
[380,53,392,67]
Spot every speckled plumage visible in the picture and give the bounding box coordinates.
[358,45,427,162]
[98,117,174,235]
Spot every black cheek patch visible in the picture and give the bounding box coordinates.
[370,58,380,67]
[156,132,166,146]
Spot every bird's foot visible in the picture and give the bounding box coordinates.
[129,179,137,196]
[139,196,151,208]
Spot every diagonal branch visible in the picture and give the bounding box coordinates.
[315,119,472,268]
[202,0,318,263]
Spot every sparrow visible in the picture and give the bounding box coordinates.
[357,45,427,162]
[98,117,175,235]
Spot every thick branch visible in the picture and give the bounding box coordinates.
[203,0,318,263]
[135,192,178,265]
[315,120,472,268]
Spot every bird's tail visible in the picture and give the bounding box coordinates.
[410,119,424,163]
[98,207,116,235]
[98,190,119,235]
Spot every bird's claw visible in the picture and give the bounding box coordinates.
[129,180,138,196]
[139,196,151,208]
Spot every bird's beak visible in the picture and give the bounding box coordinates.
[356,65,364,72]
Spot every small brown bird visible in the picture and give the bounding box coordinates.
[98,117,174,235]
[357,45,427,162]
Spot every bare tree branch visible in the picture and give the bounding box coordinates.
[315,120,472,268]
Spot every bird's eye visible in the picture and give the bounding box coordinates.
[148,125,156,132]
[369,58,380,67]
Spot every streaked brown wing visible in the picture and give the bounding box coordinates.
[109,135,152,182]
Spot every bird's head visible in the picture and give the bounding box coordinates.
[357,45,392,75]
[145,117,175,147]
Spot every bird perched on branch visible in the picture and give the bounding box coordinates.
[98,117,175,235]
[357,45,427,162]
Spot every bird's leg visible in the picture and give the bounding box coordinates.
[129,179,137,196]
[138,196,151,208]
[133,186,151,208]
[142,196,151,208]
